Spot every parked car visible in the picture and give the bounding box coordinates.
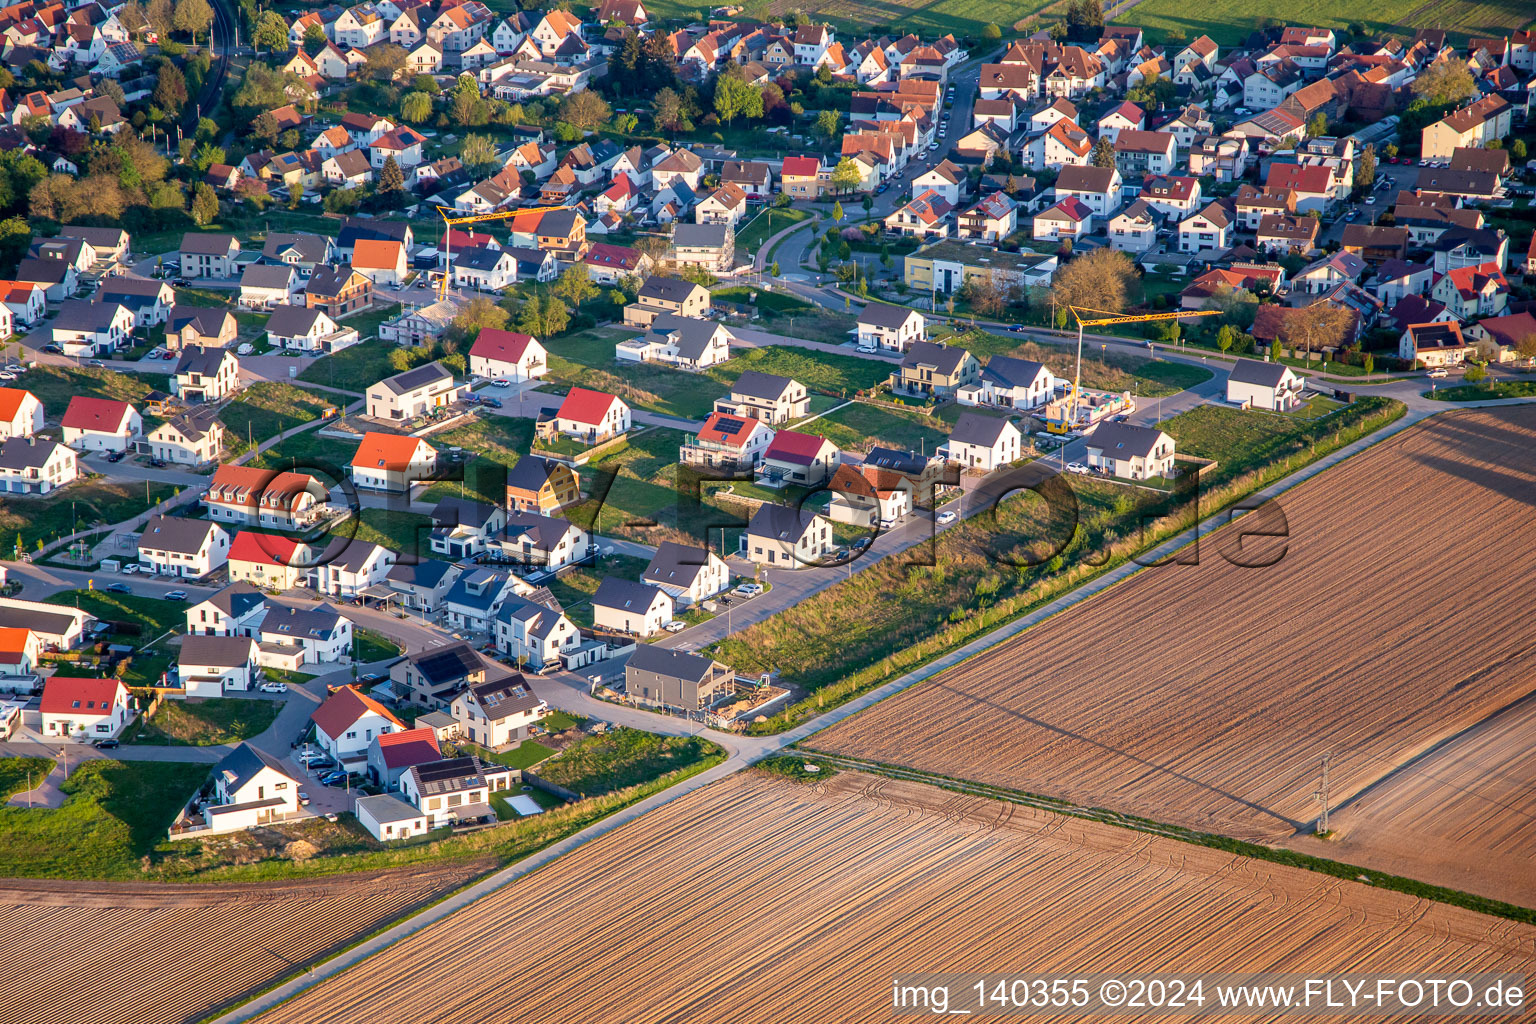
[492,378,511,387]
[878,517,897,530]
[106,582,132,594]
[104,450,125,463]
[481,397,502,408]
[1065,462,1090,475]
[258,681,288,693]
[42,343,63,354]
[121,564,140,574]
[147,457,167,468]
[92,737,120,749]
[734,583,765,597]
[662,620,687,633]
[297,790,311,806]
[936,510,957,525]
[1426,367,1449,378]
[164,590,188,601]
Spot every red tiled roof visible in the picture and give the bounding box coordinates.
[352,238,405,270]
[696,411,766,447]
[557,386,620,426]
[0,387,36,422]
[1265,163,1332,194]
[351,431,433,471]
[376,727,441,769]
[781,155,820,178]
[311,684,404,740]
[228,530,306,567]
[764,429,829,465]
[61,396,133,432]
[469,328,538,364]
[40,676,126,716]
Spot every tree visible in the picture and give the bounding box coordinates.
[190,182,218,225]
[556,263,597,308]
[146,0,173,38]
[815,108,841,138]
[379,154,404,192]
[153,61,187,117]
[830,157,862,195]
[713,75,761,124]
[252,10,288,54]
[191,141,224,171]
[448,296,510,346]
[364,43,408,83]
[249,111,279,145]
[542,297,570,335]
[517,293,544,335]
[401,90,433,124]
[981,22,1002,40]
[653,87,686,132]
[1514,333,1536,366]
[1306,112,1328,138]
[289,177,303,210]
[1064,0,1103,41]
[1051,247,1136,313]
[458,133,498,176]
[1208,283,1258,329]
[1513,139,1528,161]
[1090,137,1116,168]
[1282,301,1353,365]
[769,260,780,276]
[172,0,213,44]
[831,200,844,223]
[1464,362,1487,384]
[1356,143,1377,189]
[560,90,611,131]
[1412,60,1476,107]
[1384,142,1399,159]
[1361,352,1374,374]
[303,24,326,54]
[1217,324,1236,354]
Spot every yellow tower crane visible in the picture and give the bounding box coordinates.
[434,204,572,301]
[1046,305,1224,434]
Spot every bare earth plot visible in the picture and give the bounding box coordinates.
[807,407,1536,901]
[1317,694,1536,907]
[249,771,1536,1024]
[0,862,490,1024]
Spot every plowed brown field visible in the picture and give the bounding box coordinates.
[807,408,1536,889]
[0,861,490,1024]
[249,771,1536,1024]
[1315,693,1536,906]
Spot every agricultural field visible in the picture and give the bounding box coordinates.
[1123,0,1535,47]
[808,407,1536,902]
[0,863,491,1024]
[244,769,1536,1024]
[1318,696,1536,907]
[649,0,1048,39]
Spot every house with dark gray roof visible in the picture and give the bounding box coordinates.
[625,275,710,326]
[261,232,334,275]
[0,438,77,495]
[625,644,733,710]
[147,406,224,465]
[366,361,463,420]
[957,355,1054,410]
[385,559,462,615]
[494,510,590,570]
[391,641,488,708]
[940,411,1021,471]
[310,539,396,597]
[643,541,729,607]
[201,742,302,833]
[856,303,928,352]
[742,503,832,566]
[1225,358,1303,410]
[179,233,240,278]
[165,305,237,351]
[591,576,674,637]
[894,341,981,397]
[178,634,257,696]
[399,755,513,827]
[429,497,506,561]
[137,515,231,579]
[449,672,548,746]
[619,313,733,368]
[713,370,808,425]
[239,263,299,310]
[98,275,175,326]
[1084,422,1176,480]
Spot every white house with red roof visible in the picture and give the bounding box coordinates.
[1264,163,1334,214]
[369,126,427,169]
[0,387,43,440]
[350,432,438,492]
[583,243,650,284]
[1431,261,1510,321]
[0,281,44,326]
[368,727,442,789]
[312,683,406,763]
[60,397,141,452]
[469,328,547,381]
[757,430,840,488]
[1033,197,1093,241]
[549,387,631,443]
[40,676,134,739]
[0,626,40,684]
[227,531,314,590]
[351,238,408,287]
[1096,101,1144,142]
[680,411,775,471]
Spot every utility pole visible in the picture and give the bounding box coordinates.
[1313,753,1333,833]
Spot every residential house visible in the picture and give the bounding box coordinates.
[894,340,980,397]
[165,306,238,351]
[385,559,462,616]
[642,541,730,608]
[1399,320,1472,367]
[940,411,1020,470]
[226,532,312,591]
[400,756,513,828]
[1422,95,1512,159]
[1113,130,1177,177]
[1107,200,1159,253]
[179,233,239,278]
[856,305,927,352]
[1256,214,1320,256]
[145,407,224,466]
[741,504,833,567]
[884,190,953,239]
[0,388,43,440]
[1053,164,1122,218]
[238,264,299,310]
[366,361,462,421]
[0,438,78,495]
[171,346,241,404]
[304,265,373,317]
[591,577,674,637]
[957,192,1018,241]
[310,538,396,598]
[493,593,578,672]
[60,397,140,452]
[956,356,1053,410]
[547,387,630,443]
[1225,358,1303,411]
[468,329,546,381]
[1177,202,1233,254]
[713,372,808,426]
[198,744,300,834]
[137,515,230,579]
[1085,422,1175,480]
[668,223,734,273]
[617,315,733,369]
[428,497,505,561]
[266,304,357,354]
[349,432,438,492]
[679,411,776,472]
[625,645,732,710]
[351,238,408,287]
[391,642,488,708]
[450,674,548,747]
[177,634,257,697]
[49,300,133,356]
[623,276,710,326]
[367,728,442,790]
[312,684,405,764]
[1139,175,1202,218]
[504,456,580,515]
[1431,262,1510,321]
[98,276,174,327]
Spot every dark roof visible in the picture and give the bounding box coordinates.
[377,361,452,394]
[1226,357,1292,388]
[167,305,231,337]
[730,370,796,402]
[430,496,500,530]
[504,456,562,493]
[215,742,295,793]
[643,541,714,589]
[948,410,1014,446]
[262,232,332,263]
[1086,421,1167,459]
[465,674,540,721]
[138,515,219,555]
[52,299,123,331]
[0,438,69,472]
[241,264,297,289]
[408,642,484,685]
[858,303,919,329]
[637,275,704,303]
[179,633,255,666]
[980,355,1049,389]
[863,447,928,475]
[306,264,365,296]
[174,345,231,377]
[265,304,326,337]
[408,755,500,796]
[627,643,720,682]
[159,406,221,443]
[901,340,972,376]
[747,503,821,542]
[181,232,238,256]
[592,576,670,612]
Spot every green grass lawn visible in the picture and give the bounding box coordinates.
[809,400,950,455]
[648,0,1050,46]
[219,382,340,453]
[732,207,814,255]
[418,416,537,504]
[262,667,317,686]
[26,366,174,420]
[1121,0,1532,46]
[544,326,730,421]
[715,345,890,397]
[0,756,53,800]
[457,739,556,771]
[45,590,184,636]
[1426,379,1536,402]
[247,429,358,476]
[334,302,403,340]
[963,335,1213,398]
[544,553,650,627]
[0,479,179,555]
[532,727,723,798]
[540,710,585,732]
[1160,397,1400,487]
[297,338,399,393]
[714,285,813,315]
[0,759,209,879]
[328,507,436,560]
[125,697,281,746]
[353,627,402,663]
